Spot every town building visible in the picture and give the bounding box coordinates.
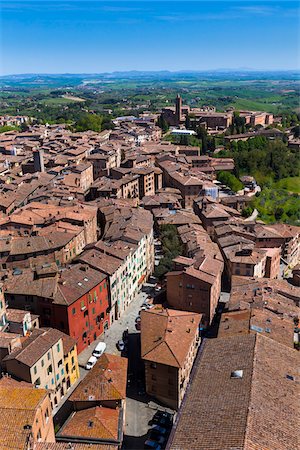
[0,377,55,448]
[141,307,201,409]
[166,255,223,325]
[6,308,39,335]
[61,353,127,448]
[3,328,75,407]
[167,334,299,450]
[4,263,110,354]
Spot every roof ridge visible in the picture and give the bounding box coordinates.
[94,407,118,439]
[164,339,181,367]
[243,334,259,448]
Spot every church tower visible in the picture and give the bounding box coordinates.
[175,94,182,125]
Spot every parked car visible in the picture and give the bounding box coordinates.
[117,339,125,351]
[92,342,106,358]
[151,425,168,436]
[85,355,97,370]
[144,440,161,450]
[149,433,165,445]
[151,411,173,427]
[122,329,129,343]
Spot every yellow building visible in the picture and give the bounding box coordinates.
[61,334,80,390]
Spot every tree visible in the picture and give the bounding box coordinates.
[157,115,169,133]
[201,134,208,155]
[179,135,189,146]
[292,125,300,138]
[185,114,191,129]
[20,122,29,132]
[74,113,103,132]
[217,171,243,192]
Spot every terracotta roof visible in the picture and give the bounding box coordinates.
[4,328,63,367]
[169,334,299,450]
[0,383,49,450]
[69,353,127,403]
[218,309,295,348]
[33,444,117,450]
[58,406,121,442]
[141,308,201,368]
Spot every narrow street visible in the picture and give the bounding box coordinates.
[77,289,148,367]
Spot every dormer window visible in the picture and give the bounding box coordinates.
[231,370,243,379]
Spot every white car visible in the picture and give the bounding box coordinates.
[85,355,97,370]
[92,342,106,358]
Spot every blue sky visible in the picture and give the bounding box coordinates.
[1,1,299,75]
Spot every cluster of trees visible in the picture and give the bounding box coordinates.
[195,126,216,155]
[0,125,19,133]
[73,113,105,132]
[251,188,300,225]
[0,122,30,134]
[217,171,243,192]
[154,225,183,278]
[217,137,299,185]
[157,115,169,132]
[281,112,300,128]
[227,111,246,135]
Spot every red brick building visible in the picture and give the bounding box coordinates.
[4,264,110,354]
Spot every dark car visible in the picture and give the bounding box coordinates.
[151,411,173,428]
[135,317,141,330]
[117,339,125,351]
[149,432,165,445]
[144,440,161,450]
[151,425,168,436]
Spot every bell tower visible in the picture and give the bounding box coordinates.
[175,94,182,125]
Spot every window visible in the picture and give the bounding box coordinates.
[150,363,157,369]
[72,307,76,315]
[47,365,53,375]
[35,378,41,386]
[33,366,37,375]
[47,352,51,361]
[71,356,74,365]
[56,374,59,381]
[61,368,64,376]
[56,343,60,353]
[92,307,95,315]
[41,359,44,368]
[37,429,41,441]
[104,282,107,289]
[231,370,243,379]
[45,384,48,390]
[45,408,49,423]
[58,359,63,367]
[51,378,54,385]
